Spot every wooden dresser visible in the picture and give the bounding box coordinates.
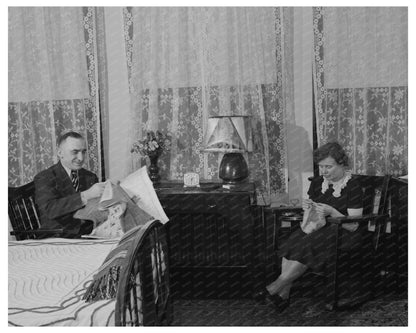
[155,182,261,298]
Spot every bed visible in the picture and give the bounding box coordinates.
[8,220,172,326]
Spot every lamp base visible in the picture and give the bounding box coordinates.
[219,152,249,183]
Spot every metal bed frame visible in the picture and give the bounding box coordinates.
[115,220,173,326]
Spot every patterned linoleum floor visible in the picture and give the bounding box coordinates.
[171,294,407,326]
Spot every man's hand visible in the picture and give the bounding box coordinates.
[82,182,106,202]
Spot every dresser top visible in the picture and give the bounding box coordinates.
[154,181,255,195]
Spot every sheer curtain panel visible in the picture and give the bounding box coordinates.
[8,7,103,186]
[313,7,407,176]
[124,7,289,204]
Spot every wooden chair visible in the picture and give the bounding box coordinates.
[277,174,392,310]
[322,174,391,310]
[381,177,408,295]
[115,220,173,326]
[8,181,63,240]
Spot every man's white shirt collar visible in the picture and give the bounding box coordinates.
[62,164,77,179]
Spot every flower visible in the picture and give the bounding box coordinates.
[131,130,171,157]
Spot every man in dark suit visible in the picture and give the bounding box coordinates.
[34,131,106,238]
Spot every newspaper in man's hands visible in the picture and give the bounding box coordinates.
[119,166,169,223]
[74,180,154,234]
[75,167,168,238]
[98,181,131,210]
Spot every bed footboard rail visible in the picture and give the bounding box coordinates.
[115,220,172,326]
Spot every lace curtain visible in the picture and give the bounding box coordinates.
[8,7,104,186]
[124,7,289,203]
[313,7,408,176]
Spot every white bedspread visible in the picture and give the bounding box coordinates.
[8,238,120,326]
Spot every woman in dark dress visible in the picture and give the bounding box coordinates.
[256,142,363,311]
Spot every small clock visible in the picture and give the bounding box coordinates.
[184,172,200,187]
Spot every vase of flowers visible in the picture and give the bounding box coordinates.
[131,130,171,183]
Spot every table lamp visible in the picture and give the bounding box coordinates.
[204,115,253,184]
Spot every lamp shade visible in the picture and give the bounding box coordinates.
[204,116,253,153]
[204,115,252,183]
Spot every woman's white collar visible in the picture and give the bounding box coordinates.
[321,171,352,198]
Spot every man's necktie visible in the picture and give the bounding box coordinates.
[71,170,79,192]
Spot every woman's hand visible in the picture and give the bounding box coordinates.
[302,198,314,211]
[314,203,334,217]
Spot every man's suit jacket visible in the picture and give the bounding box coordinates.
[34,162,98,237]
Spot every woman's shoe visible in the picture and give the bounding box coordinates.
[266,293,291,313]
[254,288,290,312]
[253,287,269,301]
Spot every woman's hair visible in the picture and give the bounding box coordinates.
[313,142,349,166]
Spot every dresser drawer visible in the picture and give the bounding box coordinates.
[159,193,251,214]
[159,194,213,213]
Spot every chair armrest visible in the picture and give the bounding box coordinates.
[326,213,390,225]
[263,206,303,214]
[10,229,64,236]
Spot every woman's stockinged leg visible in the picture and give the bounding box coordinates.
[278,283,292,299]
[266,257,307,299]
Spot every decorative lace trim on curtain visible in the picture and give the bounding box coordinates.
[271,7,287,201]
[123,7,134,91]
[82,7,102,180]
[313,7,325,148]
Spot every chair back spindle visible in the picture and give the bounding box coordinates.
[9,182,41,240]
[8,181,63,240]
